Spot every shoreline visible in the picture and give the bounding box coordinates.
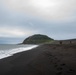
[0,44,76,75]
[0,45,38,59]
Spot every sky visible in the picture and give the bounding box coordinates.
[0,0,76,44]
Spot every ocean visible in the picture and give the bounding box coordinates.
[0,44,38,59]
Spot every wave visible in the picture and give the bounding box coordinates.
[0,45,38,59]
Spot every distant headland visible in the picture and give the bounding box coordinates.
[22,34,54,44]
[21,34,76,44]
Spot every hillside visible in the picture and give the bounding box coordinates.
[22,34,54,44]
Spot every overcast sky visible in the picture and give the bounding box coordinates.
[0,0,76,44]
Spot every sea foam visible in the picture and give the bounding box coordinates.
[0,45,38,59]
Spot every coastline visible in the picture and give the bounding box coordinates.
[0,44,76,75]
[0,45,38,59]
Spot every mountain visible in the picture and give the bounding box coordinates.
[22,34,54,44]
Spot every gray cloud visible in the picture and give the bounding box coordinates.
[4,0,76,21]
[0,0,76,43]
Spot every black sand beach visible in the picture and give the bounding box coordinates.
[0,44,76,75]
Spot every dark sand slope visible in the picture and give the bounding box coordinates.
[0,44,76,75]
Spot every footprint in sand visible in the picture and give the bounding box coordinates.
[67,69,75,73]
[55,63,66,75]
[56,71,62,75]
[60,63,65,66]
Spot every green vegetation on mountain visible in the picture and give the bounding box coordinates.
[22,34,54,44]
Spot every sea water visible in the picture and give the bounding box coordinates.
[0,44,38,59]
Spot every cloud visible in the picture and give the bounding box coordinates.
[4,0,76,21]
[0,26,39,37]
[0,0,76,44]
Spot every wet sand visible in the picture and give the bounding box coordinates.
[0,44,76,75]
